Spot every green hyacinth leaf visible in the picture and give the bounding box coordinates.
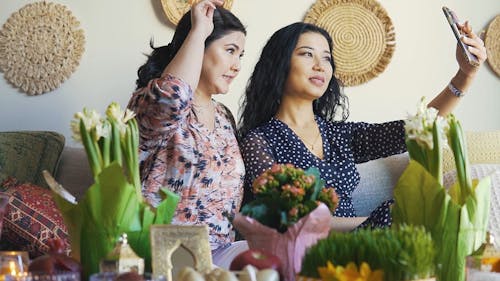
[157,188,180,224]
[392,160,448,230]
[92,162,142,232]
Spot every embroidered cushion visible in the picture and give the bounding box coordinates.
[0,177,70,257]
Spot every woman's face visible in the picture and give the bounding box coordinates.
[199,31,246,95]
[283,32,333,101]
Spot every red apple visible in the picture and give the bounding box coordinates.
[230,249,282,272]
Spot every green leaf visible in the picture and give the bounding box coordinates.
[448,116,472,201]
[430,121,443,185]
[405,139,426,168]
[305,167,322,201]
[392,162,491,281]
[80,119,100,177]
[156,188,180,224]
[110,121,122,166]
[392,160,447,230]
[51,191,83,260]
[91,163,142,232]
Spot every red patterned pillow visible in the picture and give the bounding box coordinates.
[0,177,70,257]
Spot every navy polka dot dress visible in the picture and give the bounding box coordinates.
[241,116,406,228]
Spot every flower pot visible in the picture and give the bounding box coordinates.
[234,204,331,281]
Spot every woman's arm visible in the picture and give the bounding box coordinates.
[428,21,487,116]
[240,131,276,206]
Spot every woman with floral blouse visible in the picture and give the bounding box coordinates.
[127,0,247,268]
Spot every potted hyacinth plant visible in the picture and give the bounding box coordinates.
[233,164,339,281]
[47,102,179,279]
[391,98,491,281]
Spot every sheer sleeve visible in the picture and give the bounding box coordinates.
[127,74,193,143]
[350,120,407,163]
[240,131,276,205]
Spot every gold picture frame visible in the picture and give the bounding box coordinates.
[150,225,212,281]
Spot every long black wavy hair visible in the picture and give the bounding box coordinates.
[238,22,349,138]
[135,7,246,89]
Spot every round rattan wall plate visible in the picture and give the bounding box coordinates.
[304,0,395,86]
[0,1,85,95]
[161,0,234,26]
[485,15,500,77]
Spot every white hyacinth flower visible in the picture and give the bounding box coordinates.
[123,109,136,123]
[70,108,102,143]
[106,102,128,136]
[405,98,448,150]
[106,102,122,121]
[95,120,111,140]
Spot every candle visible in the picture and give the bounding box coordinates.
[0,252,28,281]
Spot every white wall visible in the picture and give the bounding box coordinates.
[1,0,499,147]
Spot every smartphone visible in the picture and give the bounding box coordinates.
[442,6,479,66]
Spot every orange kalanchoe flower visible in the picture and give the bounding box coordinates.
[242,164,339,233]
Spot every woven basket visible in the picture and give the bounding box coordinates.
[304,0,395,86]
[485,15,500,77]
[0,1,85,95]
[160,0,234,26]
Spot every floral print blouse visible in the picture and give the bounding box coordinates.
[127,74,245,251]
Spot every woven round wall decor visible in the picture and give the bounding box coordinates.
[161,0,234,26]
[485,14,500,77]
[304,0,395,86]
[0,1,85,95]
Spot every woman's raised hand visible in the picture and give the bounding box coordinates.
[191,0,223,39]
[456,21,487,77]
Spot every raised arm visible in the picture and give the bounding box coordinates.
[162,0,223,89]
[428,21,487,116]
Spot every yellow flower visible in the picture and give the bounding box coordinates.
[318,261,383,281]
[317,261,338,281]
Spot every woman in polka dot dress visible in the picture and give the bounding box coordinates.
[238,22,487,231]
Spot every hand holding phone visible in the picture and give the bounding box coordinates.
[442,6,480,66]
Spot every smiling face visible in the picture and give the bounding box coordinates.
[198,31,246,95]
[283,32,333,101]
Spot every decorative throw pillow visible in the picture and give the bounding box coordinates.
[443,164,500,243]
[0,131,65,189]
[0,177,70,257]
[353,153,409,216]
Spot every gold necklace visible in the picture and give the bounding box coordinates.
[275,117,322,150]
